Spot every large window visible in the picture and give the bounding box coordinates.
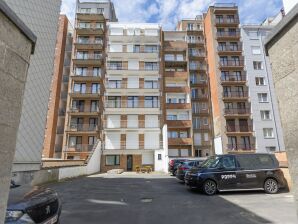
[253,61,263,70]
[255,77,265,86]
[106,155,120,166]
[260,110,271,120]
[258,93,268,102]
[145,96,158,108]
[263,128,274,138]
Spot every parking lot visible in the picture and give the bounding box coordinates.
[48,173,297,224]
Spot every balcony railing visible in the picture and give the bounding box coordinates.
[189,65,206,70]
[219,60,244,67]
[190,80,208,85]
[227,144,255,151]
[192,108,210,114]
[218,44,242,52]
[193,125,211,130]
[224,108,250,115]
[68,107,100,113]
[66,124,98,132]
[105,100,160,108]
[104,141,163,150]
[74,54,103,60]
[221,74,246,82]
[217,31,240,38]
[223,91,248,98]
[104,120,160,129]
[72,71,101,78]
[64,144,94,152]
[189,52,206,57]
[70,88,100,95]
[108,49,159,54]
[76,39,103,45]
[215,18,240,24]
[191,94,209,100]
[106,64,159,71]
[76,24,104,30]
[226,125,253,132]
[186,39,205,44]
[106,81,159,89]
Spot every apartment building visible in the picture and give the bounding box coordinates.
[3,0,61,183]
[204,3,255,154]
[241,25,285,153]
[177,17,213,157]
[42,15,73,159]
[162,31,193,158]
[62,0,117,160]
[103,23,163,172]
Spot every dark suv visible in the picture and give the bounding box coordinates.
[185,153,287,195]
[176,160,205,181]
[168,159,188,176]
[5,182,61,224]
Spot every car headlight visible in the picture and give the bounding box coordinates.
[5,210,23,222]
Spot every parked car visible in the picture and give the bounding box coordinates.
[176,159,205,181]
[168,159,188,176]
[185,153,287,195]
[5,181,61,224]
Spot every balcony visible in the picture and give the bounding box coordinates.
[168,138,192,145]
[191,94,209,101]
[69,89,100,98]
[76,24,104,35]
[105,100,160,108]
[193,125,211,131]
[189,65,207,71]
[106,64,159,71]
[227,144,256,152]
[188,52,206,59]
[66,124,99,133]
[226,125,253,133]
[74,39,103,50]
[71,71,101,81]
[64,144,95,153]
[222,91,248,100]
[186,39,205,45]
[165,86,190,93]
[216,31,240,40]
[104,141,163,151]
[192,108,210,115]
[164,58,187,67]
[73,54,103,66]
[67,107,100,115]
[163,41,188,52]
[215,18,240,26]
[167,120,192,128]
[190,80,208,87]
[166,103,191,110]
[104,120,160,129]
[221,74,246,84]
[213,3,238,13]
[76,10,105,21]
[106,81,160,90]
[224,108,251,116]
[217,44,242,55]
[219,59,244,68]
[164,71,188,80]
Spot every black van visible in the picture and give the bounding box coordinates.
[184,153,287,195]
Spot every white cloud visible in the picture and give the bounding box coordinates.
[61,0,76,24]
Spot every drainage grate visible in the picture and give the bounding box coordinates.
[140,198,153,203]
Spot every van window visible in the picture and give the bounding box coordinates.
[256,155,275,169]
[236,155,258,170]
[222,156,236,169]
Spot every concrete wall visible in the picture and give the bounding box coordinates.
[3,0,61,173]
[266,14,298,216]
[0,8,34,224]
[241,26,285,153]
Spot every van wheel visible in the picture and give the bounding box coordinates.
[203,180,217,195]
[264,178,279,194]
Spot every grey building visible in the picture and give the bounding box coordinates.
[3,0,61,183]
[241,25,285,153]
[265,3,298,216]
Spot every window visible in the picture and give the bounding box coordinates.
[90,101,98,112]
[145,96,158,108]
[97,8,104,13]
[216,15,224,23]
[187,23,194,31]
[261,110,271,120]
[158,154,162,160]
[91,83,100,93]
[78,22,90,28]
[75,67,87,76]
[145,45,158,53]
[76,51,88,59]
[167,115,177,120]
[168,131,178,138]
[94,51,102,59]
[106,155,120,166]
[107,96,121,108]
[73,83,86,93]
[93,67,101,77]
[266,146,276,153]
[165,54,175,61]
[127,96,139,108]
[221,156,236,169]
[258,93,268,102]
[145,62,158,70]
[95,23,104,29]
[251,46,261,55]
[263,128,274,138]
[255,77,265,85]
[253,61,263,70]
[109,80,122,88]
[144,80,158,89]
[109,61,122,70]
[77,36,89,44]
[80,8,91,13]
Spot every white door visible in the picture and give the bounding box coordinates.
[142,153,154,165]
[105,133,120,149]
[128,60,139,70]
[194,133,202,145]
[127,77,139,88]
[144,132,159,149]
[127,115,138,128]
[107,115,120,128]
[145,115,158,128]
[126,132,138,149]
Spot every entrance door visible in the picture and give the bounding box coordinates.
[127,155,133,171]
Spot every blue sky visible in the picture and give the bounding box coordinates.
[61,0,283,29]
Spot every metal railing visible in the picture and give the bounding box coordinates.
[218,44,242,52]
[215,18,240,24]
[223,91,248,98]
[106,64,159,71]
[76,39,103,45]
[72,71,101,77]
[68,107,100,113]
[224,108,250,115]
[226,125,253,132]
[221,74,246,82]
[106,81,159,89]
[64,144,95,152]
[217,31,240,38]
[192,108,210,114]
[76,24,104,30]
[227,144,255,151]
[74,54,103,60]
[70,88,100,95]
[105,100,160,108]
[189,52,206,57]
[66,124,98,132]
[104,120,160,129]
[104,141,163,150]
[219,60,244,67]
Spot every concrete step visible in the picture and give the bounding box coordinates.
[107,169,124,174]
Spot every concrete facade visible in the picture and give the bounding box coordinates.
[241,25,285,153]
[0,1,36,222]
[3,0,61,179]
[265,3,298,217]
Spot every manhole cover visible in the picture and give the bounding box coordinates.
[140,198,153,203]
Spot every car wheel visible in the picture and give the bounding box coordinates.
[203,180,217,195]
[264,178,279,194]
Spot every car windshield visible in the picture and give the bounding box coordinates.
[199,156,221,168]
